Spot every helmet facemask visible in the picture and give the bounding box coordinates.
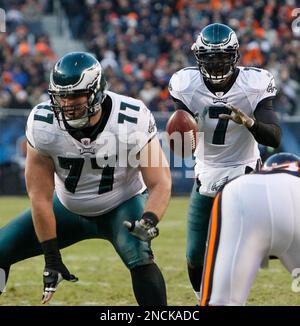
[49,88,103,130]
[48,67,107,130]
[193,49,239,84]
[191,24,240,85]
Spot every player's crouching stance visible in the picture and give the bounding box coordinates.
[0,52,171,305]
[200,153,300,306]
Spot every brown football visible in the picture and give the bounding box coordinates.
[166,110,199,157]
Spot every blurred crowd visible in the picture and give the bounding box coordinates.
[62,0,300,115]
[0,0,56,111]
[0,0,299,116]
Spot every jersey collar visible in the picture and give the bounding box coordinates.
[203,68,240,97]
[67,95,112,143]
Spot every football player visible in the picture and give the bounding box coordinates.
[0,52,171,305]
[200,153,300,305]
[168,23,281,300]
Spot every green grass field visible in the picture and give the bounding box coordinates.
[0,196,299,306]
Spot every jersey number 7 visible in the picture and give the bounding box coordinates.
[208,106,231,145]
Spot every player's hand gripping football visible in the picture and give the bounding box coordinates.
[41,238,78,304]
[124,212,159,241]
[219,104,254,128]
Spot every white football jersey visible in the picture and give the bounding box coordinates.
[200,172,300,305]
[26,91,157,216]
[169,66,277,196]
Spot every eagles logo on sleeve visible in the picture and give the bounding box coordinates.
[148,114,156,134]
[267,78,277,94]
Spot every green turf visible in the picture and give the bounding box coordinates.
[0,196,299,306]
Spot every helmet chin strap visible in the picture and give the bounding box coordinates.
[203,67,236,87]
[65,105,102,129]
[208,77,228,84]
[66,115,89,129]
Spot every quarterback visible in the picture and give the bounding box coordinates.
[200,153,300,305]
[0,52,171,305]
[168,23,281,300]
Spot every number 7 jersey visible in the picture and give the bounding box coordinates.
[169,67,276,197]
[26,91,157,216]
[169,66,277,168]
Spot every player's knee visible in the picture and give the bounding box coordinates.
[125,255,154,270]
[186,242,206,267]
[120,246,154,270]
[115,237,154,269]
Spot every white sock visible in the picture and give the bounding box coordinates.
[0,268,6,293]
[194,290,201,301]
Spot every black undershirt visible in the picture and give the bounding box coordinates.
[248,97,281,148]
[66,95,112,142]
[171,69,281,148]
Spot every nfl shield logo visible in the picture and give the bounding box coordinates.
[81,138,91,147]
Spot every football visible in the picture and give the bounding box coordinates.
[166,110,199,157]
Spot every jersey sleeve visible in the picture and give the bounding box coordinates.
[252,69,277,110]
[258,71,277,101]
[169,71,193,111]
[25,108,37,148]
[129,102,157,152]
[25,103,56,156]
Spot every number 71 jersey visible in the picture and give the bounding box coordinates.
[169,66,277,168]
[26,91,157,216]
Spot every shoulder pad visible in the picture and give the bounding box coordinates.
[169,67,201,94]
[238,67,275,93]
[26,101,57,146]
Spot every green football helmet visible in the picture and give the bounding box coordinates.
[191,23,239,84]
[48,52,107,129]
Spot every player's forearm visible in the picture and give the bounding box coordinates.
[30,199,57,242]
[250,98,282,148]
[248,121,281,148]
[143,177,172,220]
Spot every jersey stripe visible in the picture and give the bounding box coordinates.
[200,191,222,306]
[183,66,198,71]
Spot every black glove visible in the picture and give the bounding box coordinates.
[41,238,78,304]
[124,212,159,241]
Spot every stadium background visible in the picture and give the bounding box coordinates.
[0,0,300,306]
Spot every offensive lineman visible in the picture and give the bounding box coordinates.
[0,52,171,305]
[168,23,281,300]
[200,153,300,305]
